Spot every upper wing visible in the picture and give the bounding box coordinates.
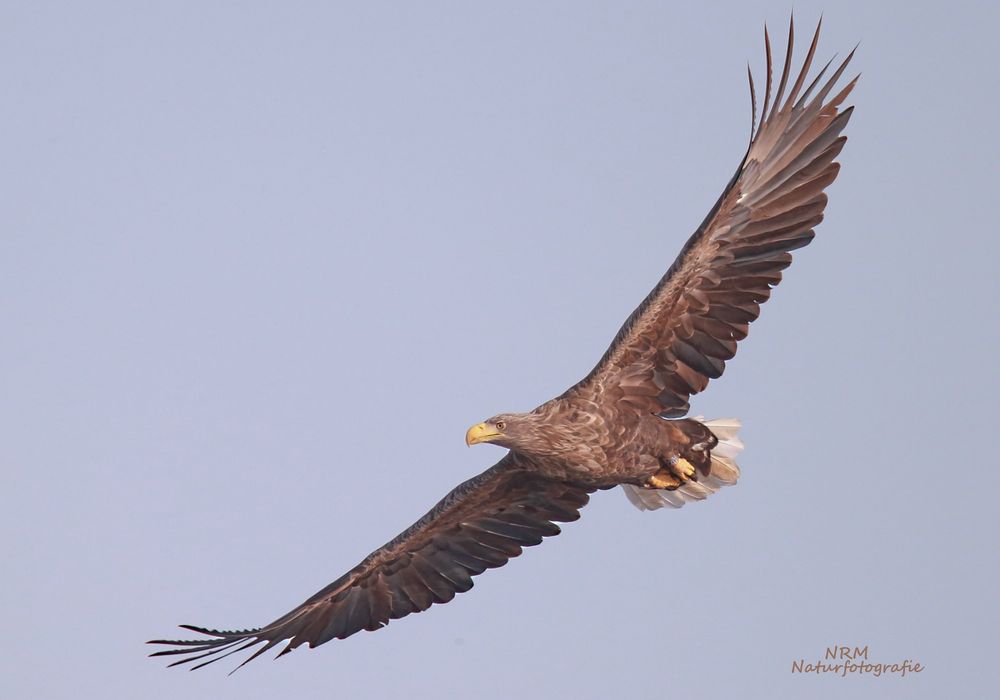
[566,18,858,417]
[148,457,592,671]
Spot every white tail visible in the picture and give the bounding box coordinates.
[621,417,744,511]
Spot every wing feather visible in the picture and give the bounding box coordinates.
[566,17,857,417]
[148,457,592,670]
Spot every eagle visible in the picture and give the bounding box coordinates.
[150,17,857,671]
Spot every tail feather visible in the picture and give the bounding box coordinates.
[621,417,743,511]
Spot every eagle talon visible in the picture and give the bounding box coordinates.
[647,470,683,490]
[644,458,698,491]
[672,457,697,481]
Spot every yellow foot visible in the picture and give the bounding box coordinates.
[645,457,698,491]
[647,470,683,490]
[673,457,696,480]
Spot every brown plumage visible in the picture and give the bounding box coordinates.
[150,17,857,671]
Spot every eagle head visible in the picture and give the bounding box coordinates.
[465,413,527,449]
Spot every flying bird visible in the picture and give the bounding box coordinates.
[150,17,857,671]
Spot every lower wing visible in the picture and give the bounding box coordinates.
[148,456,592,671]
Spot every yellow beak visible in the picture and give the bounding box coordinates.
[465,422,501,446]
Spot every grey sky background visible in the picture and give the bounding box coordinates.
[2,1,997,698]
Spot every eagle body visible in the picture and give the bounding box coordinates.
[495,400,715,487]
[150,17,857,671]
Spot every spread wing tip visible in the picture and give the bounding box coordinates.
[147,623,262,644]
[148,624,275,671]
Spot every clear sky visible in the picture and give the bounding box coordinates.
[2,2,997,698]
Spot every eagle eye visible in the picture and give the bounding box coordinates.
[495,421,506,431]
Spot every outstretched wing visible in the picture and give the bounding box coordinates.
[148,457,592,671]
[566,18,858,417]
